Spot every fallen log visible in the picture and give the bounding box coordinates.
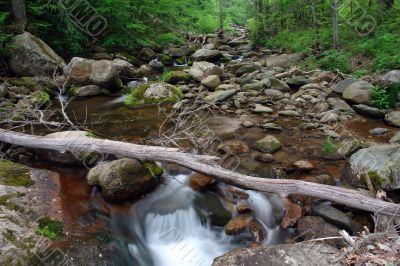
[0,128,399,216]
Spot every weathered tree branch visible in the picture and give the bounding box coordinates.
[0,128,399,216]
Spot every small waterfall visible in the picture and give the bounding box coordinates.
[173,58,189,67]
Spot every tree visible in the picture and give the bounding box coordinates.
[10,0,26,33]
[311,0,320,50]
[332,0,339,49]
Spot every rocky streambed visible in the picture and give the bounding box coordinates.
[0,29,400,265]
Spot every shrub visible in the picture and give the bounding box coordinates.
[371,85,400,109]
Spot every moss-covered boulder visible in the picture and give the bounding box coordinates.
[163,71,191,84]
[15,91,50,109]
[161,54,173,66]
[124,82,183,106]
[255,135,282,154]
[0,160,34,187]
[87,158,163,202]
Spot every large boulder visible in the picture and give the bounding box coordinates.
[201,75,221,89]
[124,82,183,106]
[64,57,120,88]
[377,70,400,87]
[353,104,386,119]
[191,49,221,62]
[212,243,341,266]
[7,32,65,77]
[138,47,156,61]
[87,158,163,202]
[189,61,223,81]
[193,193,231,226]
[264,53,304,68]
[385,111,400,127]
[342,80,374,105]
[350,144,400,190]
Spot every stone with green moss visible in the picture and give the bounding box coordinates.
[0,194,23,212]
[124,82,183,106]
[175,57,186,65]
[9,77,36,89]
[163,71,190,84]
[161,54,173,66]
[0,160,34,187]
[255,135,282,154]
[15,91,50,110]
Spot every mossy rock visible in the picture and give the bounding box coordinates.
[161,54,173,66]
[15,91,50,110]
[0,193,24,212]
[36,217,64,240]
[0,160,34,187]
[124,82,183,106]
[175,57,186,65]
[9,77,36,89]
[163,71,190,84]
[255,135,282,154]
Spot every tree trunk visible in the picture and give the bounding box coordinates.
[218,0,224,31]
[10,0,27,33]
[311,0,320,50]
[332,0,339,50]
[0,129,399,217]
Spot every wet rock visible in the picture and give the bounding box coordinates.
[350,144,400,190]
[7,32,65,76]
[336,139,367,158]
[327,98,355,113]
[212,242,341,266]
[353,104,386,119]
[264,53,304,68]
[149,59,164,71]
[242,82,265,91]
[293,160,314,171]
[204,89,237,104]
[92,52,113,60]
[73,85,105,97]
[217,140,249,155]
[252,152,274,162]
[163,71,190,84]
[255,135,282,154]
[236,64,261,76]
[194,193,231,226]
[87,158,162,202]
[281,201,305,229]
[278,110,300,117]
[385,111,400,127]
[320,112,340,123]
[369,128,390,135]
[342,80,374,105]
[312,204,352,231]
[138,47,156,61]
[259,123,283,132]
[189,61,223,81]
[191,49,221,62]
[251,104,273,113]
[225,215,252,235]
[63,57,120,88]
[125,82,183,106]
[377,70,400,87]
[241,120,255,128]
[15,91,50,110]
[201,75,221,89]
[269,77,290,91]
[248,219,267,242]
[298,216,343,248]
[285,77,312,88]
[189,174,215,191]
[390,131,400,143]
[237,204,252,214]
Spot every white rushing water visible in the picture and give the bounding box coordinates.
[126,173,282,266]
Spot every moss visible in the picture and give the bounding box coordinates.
[124,82,183,106]
[67,86,78,96]
[0,194,23,212]
[119,52,141,66]
[32,91,50,104]
[85,130,101,139]
[144,162,164,178]
[163,70,190,84]
[36,217,63,240]
[2,229,16,242]
[221,132,236,141]
[175,57,186,65]
[161,54,173,66]
[9,77,36,89]
[0,160,34,187]
[368,171,384,186]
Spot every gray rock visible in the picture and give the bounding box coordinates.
[264,53,304,68]
[236,63,261,76]
[353,104,386,119]
[350,144,400,190]
[74,85,105,97]
[327,98,355,113]
[378,70,400,86]
[390,131,400,143]
[342,80,374,105]
[216,84,236,91]
[320,112,340,123]
[255,135,282,153]
[369,128,390,135]
[252,104,274,113]
[212,242,341,266]
[191,49,221,62]
[337,139,367,158]
[189,61,223,81]
[138,47,156,61]
[385,111,400,127]
[7,32,65,76]
[87,158,162,202]
[259,123,283,132]
[312,204,352,231]
[149,59,164,71]
[269,77,291,91]
[298,216,344,248]
[241,120,255,128]
[264,89,283,97]
[242,82,264,91]
[201,75,221,89]
[204,89,237,104]
[331,78,357,94]
[278,110,301,117]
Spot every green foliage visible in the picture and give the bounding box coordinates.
[323,136,335,157]
[371,85,400,109]
[36,217,64,240]
[352,70,368,79]
[317,50,352,73]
